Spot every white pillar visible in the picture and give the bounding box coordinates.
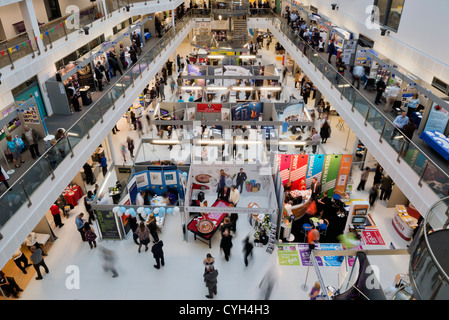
[19,0,44,53]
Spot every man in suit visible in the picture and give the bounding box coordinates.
[235,168,247,193]
[310,177,322,200]
[328,40,335,64]
[204,265,219,299]
[217,186,230,202]
[151,237,165,269]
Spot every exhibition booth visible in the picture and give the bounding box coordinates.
[183,163,279,251]
[90,162,186,241]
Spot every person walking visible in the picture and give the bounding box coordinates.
[384,82,401,113]
[21,125,41,159]
[309,282,321,300]
[357,167,370,191]
[243,236,254,267]
[369,185,379,208]
[135,222,151,253]
[12,249,31,274]
[151,237,165,269]
[204,265,218,299]
[100,246,119,278]
[75,213,86,241]
[30,245,49,280]
[203,253,215,272]
[94,62,105,92]
[158,81,165,101]
[49,203,64,228]
[220,228,233,261]
[320,120,331,144]
[127,137,135,158]
[84,222,97,249]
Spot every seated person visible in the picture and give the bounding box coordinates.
[217,186,230,202]
[284,191,294,204]
[162,191,178,206]
[254,229,269,247]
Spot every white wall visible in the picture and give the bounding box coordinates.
[298,0,449,85]
[0,2,23,38]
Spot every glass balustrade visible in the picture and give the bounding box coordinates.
[0,7,192,230]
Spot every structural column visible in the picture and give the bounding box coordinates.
[19,0,44,53]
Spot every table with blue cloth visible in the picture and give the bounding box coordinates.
[419,130,449,161]
[410,111,422,128]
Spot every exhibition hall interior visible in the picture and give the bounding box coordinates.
[0,0,448,302]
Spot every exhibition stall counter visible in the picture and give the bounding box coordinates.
[392,205,418,241]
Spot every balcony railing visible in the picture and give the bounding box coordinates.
[0,9,194,230]
[260,10,449,200]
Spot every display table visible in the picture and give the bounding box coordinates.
[109,187,122,205]
[35,233,51,253]
[187,199,229,248]
[79,86,92,106]
[392,205,418,241]
[289,189,312,220]
[62,184,83,207]
[419,130,449,161]
[150,196,167,206]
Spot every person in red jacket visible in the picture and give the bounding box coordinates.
[50,203,64,228]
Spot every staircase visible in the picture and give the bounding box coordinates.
[232,18,248,44]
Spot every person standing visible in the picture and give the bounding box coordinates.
[220,228,233,261]
[75,213,86,241]
[357,167,370,191]
[243,236,254,267]
[21,125,41,159]
[402,118,417,155]
[391,111,409,140]
[0,165,10,190]
[229,185,240,207]
[379,175,394,201]
[99,153,108,177]
[310,177,322,200]
[127,137,135,158]
[151,237,165,269]
[327,40,335,64]
[406,93,420,118]
[6,134,24,168]
[107,53,123,76]
[352,65,365,90]
[83,162,94,185]
[384,82,401,112]
[335,58,346,84]
[135,222,151,253]
[217,185,230,202]
[12,249,31,274]
[83,222,97,249]
[0,271,23,298]
[216,169,229,193]
[320,120,331,144]
[49,203,64,228]
[30,245,49,280]
[309,282,321,300]
[203,253,215,272]
[374,77,386,105]
[94,62,105,92]
[204,265,219,299]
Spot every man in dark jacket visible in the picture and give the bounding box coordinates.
[204,265,218,299]
[375,77,386,105]
[217,186,230,202]
[107,55,123,76]
[151,238,165,269]
[236,168,247,193]
[22,125,41,159]
[328,40,335,64]
[402,118,417,155]
[94,62,105,92]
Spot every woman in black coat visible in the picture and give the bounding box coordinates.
[320,120,330,143]
[373,165,383,187]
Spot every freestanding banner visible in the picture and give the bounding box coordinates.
[334,154,353,195]
[276,154,292,185]
[289,154,309,190]
[305,154,325,188]
[95,209,122,240]
[320,154,342,196]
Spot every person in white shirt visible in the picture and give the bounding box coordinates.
[384,82,400,112]
[229,185,240,207]
[136,190,145,206]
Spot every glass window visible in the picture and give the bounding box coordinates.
[374,0,405,32]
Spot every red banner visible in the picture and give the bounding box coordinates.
[362,229,385,245]
[277,154,292,185]
[197,103,222,113]
[289,154,308,190]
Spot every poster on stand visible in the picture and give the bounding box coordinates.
[305,154,325,188]
[276,154,291,185]
[334,154,352,195]
[423,103,449,133]
[232,102,263,121]
[95,209,121,240]
[289,154,308,190]
[320,154,342,196]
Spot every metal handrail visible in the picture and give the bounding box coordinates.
[264,10,449,184]
[0,9,194,230]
